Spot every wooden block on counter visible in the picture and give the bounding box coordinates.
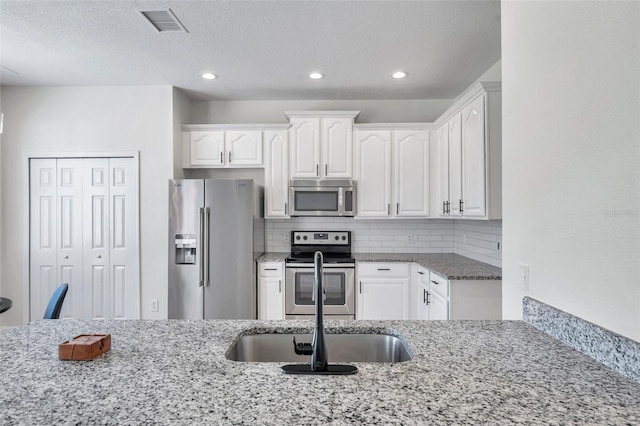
[58,334,111,361]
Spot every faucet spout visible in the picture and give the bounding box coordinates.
[311,251,328,371]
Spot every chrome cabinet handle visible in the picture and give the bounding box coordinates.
[446,201,450,214]
[97,255,102,259]
[325,164,328,176]
[387,203,391,215]
[264,268,278,271]
[397,203,399,214]
[417,271,424,275]
[431,280,439,285]
[64,255,69,259]
[359,281,362,294]
[229,151,232,163]
[443,201,446,215]
[459,199,464,213]
[377,268,391,271]
[316,164,319,176]
[426,291,431,305]
[220,152,223,164]
[423,289,428,304]
[279,279,282,293]
[285,202,288,215]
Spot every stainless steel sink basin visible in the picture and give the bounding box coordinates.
[226,333,413,363]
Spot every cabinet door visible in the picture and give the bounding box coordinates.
[415,282,430,320]
[357,278,409,320]
[264,130,289,218]
[290,117,320,178]
[394,130,429,217]
[461,94,487,217]
[436,124,450,217]
[428,290,449,320]
[354,130,392,217]
[226,131,263,166]
[190,131,225,166]
[448,114,463,216]
[83,159,111,320]
[322,117,352,178]
[258,277,284,320]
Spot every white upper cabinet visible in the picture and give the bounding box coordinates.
[434,82,501,220]
[289,117,321,178]
[436,124,450,217]
[461,95,486,217]
[354,130,392,217]
[190,131,225,167]
[448,114,463,217]
[226,130,263,166]
[394,130,429,217]
[182,126,268,168]
[286,111,359,179]
[322,117,353,178]
[264,130,290,218]
[355,126,430,218]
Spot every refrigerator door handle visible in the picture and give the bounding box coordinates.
[198,208,205,287]
[203,207,211,287]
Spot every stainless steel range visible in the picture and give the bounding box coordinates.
[285,231,355,320]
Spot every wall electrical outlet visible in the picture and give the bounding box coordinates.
[283,233,290,243]
[151,299,159,312]
[518,264,529,290]
[406,233,414,244]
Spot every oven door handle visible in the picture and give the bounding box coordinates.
[285,263,355,269]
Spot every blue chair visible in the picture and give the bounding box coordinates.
[43,283,69,319]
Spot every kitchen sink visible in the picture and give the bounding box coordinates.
[225,332,413,363]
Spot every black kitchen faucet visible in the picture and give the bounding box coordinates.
[281,251,358,375]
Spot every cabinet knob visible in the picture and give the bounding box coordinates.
[64,255,69,259]
[97,255,102,259]
[431,280,439,285]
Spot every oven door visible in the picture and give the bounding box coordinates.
[285,266,355,316]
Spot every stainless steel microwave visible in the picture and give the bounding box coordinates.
[289,179,355,217]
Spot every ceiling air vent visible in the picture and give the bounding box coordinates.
[139,9,188,33]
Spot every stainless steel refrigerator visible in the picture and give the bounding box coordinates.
[168,179,264,319]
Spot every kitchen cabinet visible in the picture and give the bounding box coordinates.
[264,129,289,218]
[434,82,501,219]
[286,111,359,179]
[413,264,448,320]
[258,262,285,320]
[182,125,268,168]
[356,263,410,320]
[354,126,430,218]
[412,264,500,320]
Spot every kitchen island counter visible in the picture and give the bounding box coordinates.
[1,319,638,425]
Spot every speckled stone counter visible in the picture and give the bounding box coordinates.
[353,253,502,280]
[256,252,289,262]
[1,319,639,425]
[258,252,502,280]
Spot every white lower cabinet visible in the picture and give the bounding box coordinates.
[356,263,410,320]
[257,262,285,320]
[412,264,501,320]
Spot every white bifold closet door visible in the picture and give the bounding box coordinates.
[29,158,139,320]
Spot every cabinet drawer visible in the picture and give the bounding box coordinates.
[258,262,284,277]
[358,263,410,277]
[416,265,429,285]
[429,272,449,299]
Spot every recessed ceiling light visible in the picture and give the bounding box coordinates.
[308,72,324,80]
[201,73,217,80]
[392,71,409,79]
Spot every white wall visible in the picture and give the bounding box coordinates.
[502,2,640,341]
[189,99,454,124]
[0,86,174,325]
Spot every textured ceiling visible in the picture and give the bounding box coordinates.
[0,0,501,101]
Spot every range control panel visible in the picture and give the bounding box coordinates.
[291,231,350,245]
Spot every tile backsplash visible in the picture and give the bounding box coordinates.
[266,218,502,267]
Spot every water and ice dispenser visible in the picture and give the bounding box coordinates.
[175,234,197,264]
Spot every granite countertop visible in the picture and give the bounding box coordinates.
[2,319,639,424]
[258,252,502,280]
